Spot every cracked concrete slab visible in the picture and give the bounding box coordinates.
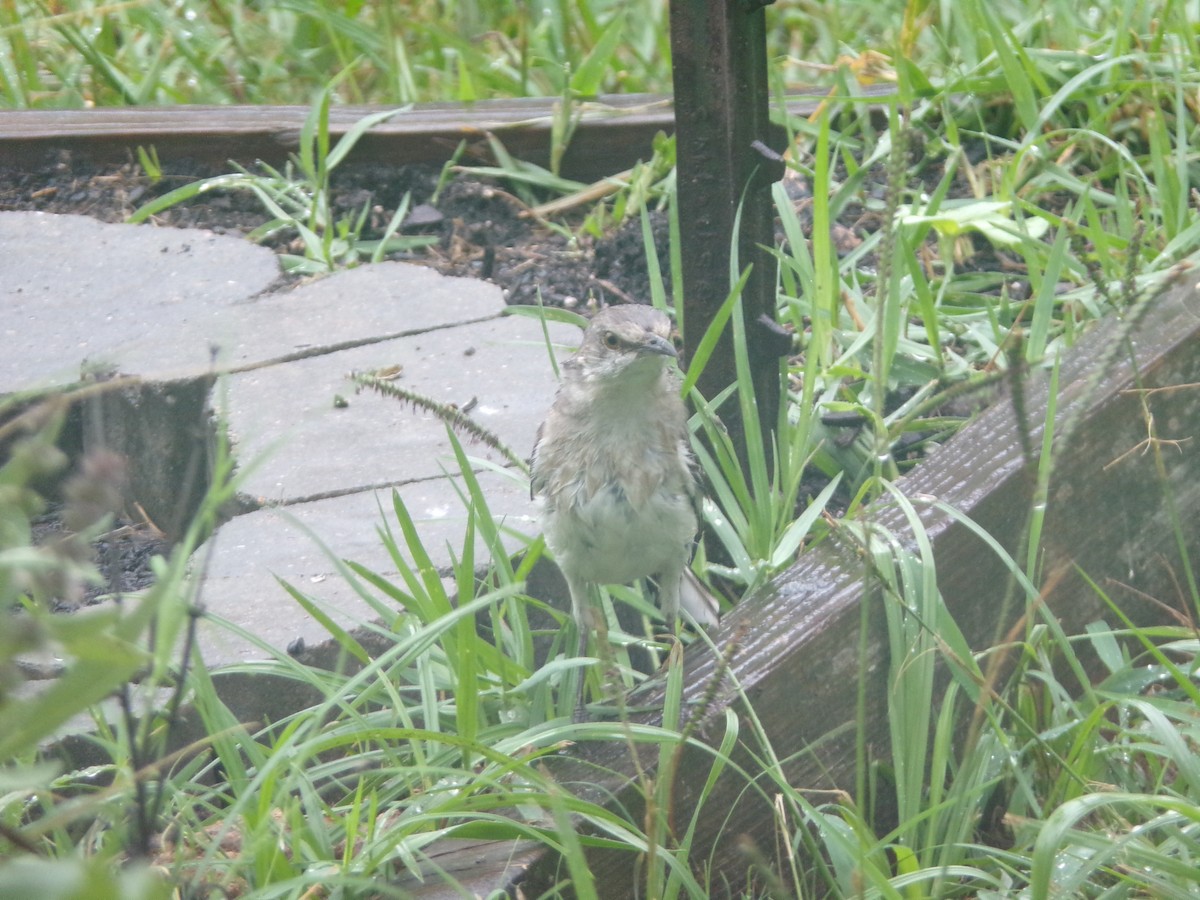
[2,211,281,390]
[196,469,539,667]
[3,210,580,674]
[213,261,507,372]
[2,213,515,389]
[226,311,572,503]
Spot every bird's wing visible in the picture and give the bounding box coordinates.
[528,420,546,500]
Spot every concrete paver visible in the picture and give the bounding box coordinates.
[1,211,576,670]
[213,261,508,371]
[227,313,568,503]
[2,211,280,389]
[196,469,538,666]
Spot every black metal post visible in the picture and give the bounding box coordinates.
[668,0,789,466]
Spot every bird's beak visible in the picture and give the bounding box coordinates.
[638,334,678,358]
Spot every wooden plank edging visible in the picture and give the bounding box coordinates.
[0,87,896,179]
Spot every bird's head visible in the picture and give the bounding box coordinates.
[571,305,682,384]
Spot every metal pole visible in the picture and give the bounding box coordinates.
[668,0,790,466]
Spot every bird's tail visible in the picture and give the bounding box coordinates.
[679,568,720,628]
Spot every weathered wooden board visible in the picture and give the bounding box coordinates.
[400,272,1200,897]
[0,87,895,181]
[0,95,667,179]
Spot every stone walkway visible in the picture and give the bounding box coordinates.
[4,211,574,668]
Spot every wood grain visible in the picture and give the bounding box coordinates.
[0,88,894,180]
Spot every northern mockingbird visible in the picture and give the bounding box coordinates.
[531,304,718,720]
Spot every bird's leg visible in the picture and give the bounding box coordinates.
[567,575,592,723]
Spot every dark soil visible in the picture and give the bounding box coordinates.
[0,143,1011,309]
[0,149,674,310]
[30,507,170,610]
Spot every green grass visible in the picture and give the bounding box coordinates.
[7,0,1190,110]
[127,86,438,274]
[0,0,674,107]
[4,0,1200,897]
[0,0,810,107]
[7,398,1196,896]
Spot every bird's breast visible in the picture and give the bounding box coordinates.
[547,478,696,585]
[540,438,696,585]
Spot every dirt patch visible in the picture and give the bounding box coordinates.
[30,507,169,611]
[0,149,673,310]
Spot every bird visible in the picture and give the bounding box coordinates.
[530,304,719,720]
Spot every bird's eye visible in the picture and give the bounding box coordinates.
[603,332,620,349]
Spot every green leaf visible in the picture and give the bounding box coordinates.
[896,200,1049,246]
[0,650,142,760]
[0,858,170,900]
[326,105,410,171]
[570,14,624,97]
